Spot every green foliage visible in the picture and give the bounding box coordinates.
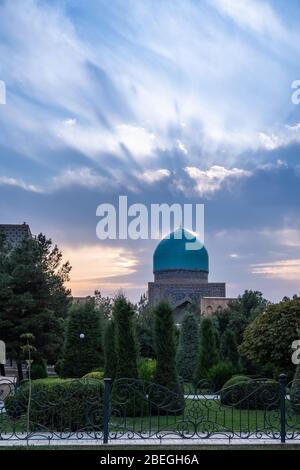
[82,371,104,380]
[114,295,138,379]
[194,317,218,383]
[54,358,63,376]
[6,378,103,431]
[176,312,199,382]
[138,358,156,381]
[104,320,117,380]
[220,378,279,410]
[214,290,268,345]
[0,234,71,376]
[153,301,181,393]
[222,375,251,388]
[94,290,113,319]
[61,299,103,378]
[207,361,234,391]
[151,302,184,414]
[220,329,240,368]
[30,358,48,380]
[240,297,300,379]
[290,363,300,414]
[136,295,155,359]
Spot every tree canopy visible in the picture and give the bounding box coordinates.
[240,297,300,379]
[0,233,71,372]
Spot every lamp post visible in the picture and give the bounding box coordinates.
[79,333,85,378]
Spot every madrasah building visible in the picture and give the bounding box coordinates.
[148,227,234,323]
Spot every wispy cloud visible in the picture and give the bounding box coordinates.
[184,165,252,196]
[251,259,300,280]
[136,169,171,184]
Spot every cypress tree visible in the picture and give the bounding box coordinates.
[220,329,239,368]
[114,295,138,378]
[61,300,103,378]
[104,319,117,380]
[176,311,199,382]
[154,301,181,393]
[194,316,218,383]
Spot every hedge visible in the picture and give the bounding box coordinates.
[220,376,279,410]
[6,378,103,432]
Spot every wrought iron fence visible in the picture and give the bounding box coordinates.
[1,374,300,443]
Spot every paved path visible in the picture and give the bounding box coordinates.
[0,437,297,447]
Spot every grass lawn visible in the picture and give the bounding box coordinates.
[2,398,300,439]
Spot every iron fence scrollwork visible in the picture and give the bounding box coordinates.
[1,373,300,443]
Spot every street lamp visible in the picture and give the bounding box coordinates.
[79,333,85,378]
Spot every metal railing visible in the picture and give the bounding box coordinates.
[0,374,300,443]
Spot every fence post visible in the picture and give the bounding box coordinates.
[279,373,286,444]
[103,378,112,444]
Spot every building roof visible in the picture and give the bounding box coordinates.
[153,227,209,273]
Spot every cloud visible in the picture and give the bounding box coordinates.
[184,165,252,196]
[0,176,42,193]
[51,167,113,191]
[56,121,164,161]
[137,169,171,184]
[251,259,300,280]
[211,0,286,39]
[63,244,139,296]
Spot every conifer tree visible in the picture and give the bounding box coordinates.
[61,300,103,377]
[154,301,181,393]
[194,316,218,383]
[104,319,117,380]
[176,311,199,382]
[220,329,239,368]
[113,295,138,379]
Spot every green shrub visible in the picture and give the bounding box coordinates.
[30,359,48,380]
[54,359,63,377]
[82,371,104,380]
[220,377,279,410]
[222,375,251,389]
[138,359,156,381]
[6,378,103,431]
[208,362,234,392]
[290,363,300,414]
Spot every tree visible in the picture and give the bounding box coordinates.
[0,233,71,380]
[61,299,103,378]
[153,301,181,393]
[94,290,113,319]
[214,290,268,345]
[176,311,199,382]
[194,317,218,382]
[220,329,239,369]
[135,294,155,358]
[114,295,138,379]
[240,297,300,379]
[291,361,300,414]
[104,319,117,380]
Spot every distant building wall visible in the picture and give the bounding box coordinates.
[200,297,235,316]
[0,223,32,247]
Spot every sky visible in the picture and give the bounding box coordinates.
[0,0,300,302]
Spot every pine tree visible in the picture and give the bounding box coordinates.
[176,311,199,382]
[220,329,240,368]
[154,301,181,393]
[114,295,138,379]
[104,319,117,380]
[61,300,103,378]
[194,316,218,383]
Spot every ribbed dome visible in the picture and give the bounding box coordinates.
[153,228,209,273]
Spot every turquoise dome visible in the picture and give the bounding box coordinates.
[153,228,209,273]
